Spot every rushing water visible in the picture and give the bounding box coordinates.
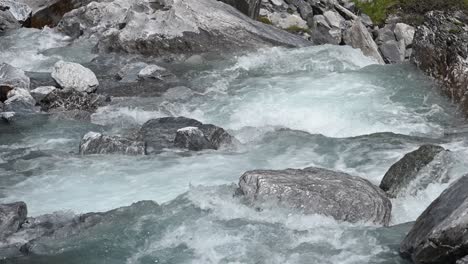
[1,28,468,263]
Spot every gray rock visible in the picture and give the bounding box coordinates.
[3,88,36,114]
[394,22,415,46]
[376,25,396,45]
[310,15,341,45]
[0,202,27,241]
[30,86,56,102]
[411,11,468,115]
[218,0,261,19]
[0,0,31,22]
[342,19,385,64]
[283,0,312,19]
[116,62,148,82]
[323,10,344,29]
[0,63,30,91]
[79,132,146,155]
[138,117,237,154]
[174,127,213,151]
[51,61,99,93]
[380,145,446,198]
[137,64,177,82]
[400,174,468,264]
[360,13,373,27]
[238,167,392,226]
[39,89,107,113]
[0,9,20,32]
[457,256,468,264]
[379,40,404,64]
[58,0,311,55]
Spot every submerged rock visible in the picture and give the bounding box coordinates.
[139,117,237,153]
[30,86,56,102]
[79,132,146,155]
[51,61,99,93]
[379,145,447,198]
[400,174,468,264]
[238,167,392,226]
[174,127,214,151]
[58,0,310,56]
[39,88,107,113]
[0,202,27,241]
[137,64,177,82]
[412,11,468,115]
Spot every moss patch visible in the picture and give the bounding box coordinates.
[285,25,310,34]
[258,16,273,25]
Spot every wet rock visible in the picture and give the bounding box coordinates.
[380,145,447,198]
[116,62,148,82]
[0,0,31,23]
[394,22,415,46]
[323,10,344,29]
[0,9,20,32]
[39,89,107,113]
[137,64,177,82]
[0,202,27,241]
[0,63,30,92]
[19,0,93,28]
[58,0,311,56]
[174,127,212,151]
[343,19,385,64]
[139,117,237,153]
[79,132,146,155]
[218,0,261,19]
[411,11,468,116]
[379,40,404,64]
[30,86,56,102]
[3,88,36,114]
[400,174,468,264]
[238,167,392,226]
[51,61,99,93]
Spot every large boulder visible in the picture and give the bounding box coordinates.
[79,132,146,155]
[57,0,311,56]
[412,11,468,115]
[0,9,20,32]
[342,18,385,64]
[138,117,237,154]
[0,0,31,23]
[380,145,447,198]
[17,0,93,28]
[218,0,261,19]
[400,174,468,264]
[51,61,99,93]
[0,202,27,241]
[309,15,341,45]
[238,167,392,226]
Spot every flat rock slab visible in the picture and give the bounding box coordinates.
[238,167,392,226]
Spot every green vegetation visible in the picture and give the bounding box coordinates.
[354,0,468,25]
[285,25,310,34]
[258,16,273,25]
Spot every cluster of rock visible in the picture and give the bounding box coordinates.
[0,60,106,122]
[79,117,239,155]
[259,0,416,64]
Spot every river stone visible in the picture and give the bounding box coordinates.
[0,0,31,22]
[139,117,237,154]
[0,202,27,241]
[380,145,446,198]
[342,19,385,64]
[376,25,396,45]
[30,86,56,102]
[309,15,341,45]
[379,40,404,64]
[3,88,36,114]
[394,22,415,46]
[39,89,108,113]
[137,64,176,82]
[57,0,311,56]
[283,0,312,19]
[323,10,344,29]
[238,167,392,226]
[0,9,20,32]
[400,174,468,264]
[174,127,213,151]
[0,63,30,91]
[51,61,99,93]
[79,132,146,155]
